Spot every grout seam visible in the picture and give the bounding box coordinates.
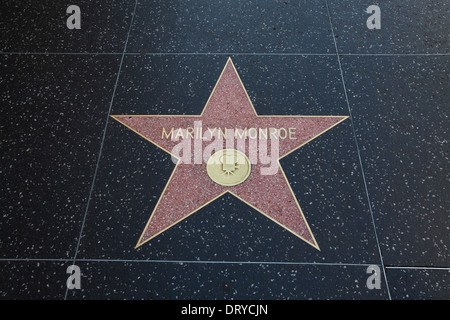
[63,0,139,300]
[324,0,393,300]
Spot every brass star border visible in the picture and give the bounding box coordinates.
[111,58,348,250]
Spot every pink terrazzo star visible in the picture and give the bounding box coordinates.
[112,58,348,250]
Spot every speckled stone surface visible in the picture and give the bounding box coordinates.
[340,56,449,267]
[328,0,450,54]
[386,268,450,300]
[65,261,388,300]
[111,55,349,116]
[0,261,68,299]
[1,0,449,301]
[0,0,135,53]
[127,0,335,54]
[0,54,121,259]
[76,57,380,266]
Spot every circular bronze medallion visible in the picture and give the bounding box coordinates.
[206,149,251,186]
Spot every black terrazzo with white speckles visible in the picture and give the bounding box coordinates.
[1,0,448,301]
[112,55,349,116]
[127,0,335,54]
[76,55,382,265]
[328,0,450,54]
[0,54,121,258]
[340,56,449,267]
[387,268,450,300]
[0,261,68,299]
[66,261,388,300]
[0,0,135,53]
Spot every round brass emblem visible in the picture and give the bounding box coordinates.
[206,149,251,186]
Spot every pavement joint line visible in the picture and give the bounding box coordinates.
[0,258,381,267]
[1,258,448,270]
[324,0,393,300]
[2,3,447,299]
[0,52,448,56]
[62,0,139,300]
[385,266,450,271]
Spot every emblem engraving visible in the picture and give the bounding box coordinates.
[207,149,251,186]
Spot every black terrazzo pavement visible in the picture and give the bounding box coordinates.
[0,0,448,301]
